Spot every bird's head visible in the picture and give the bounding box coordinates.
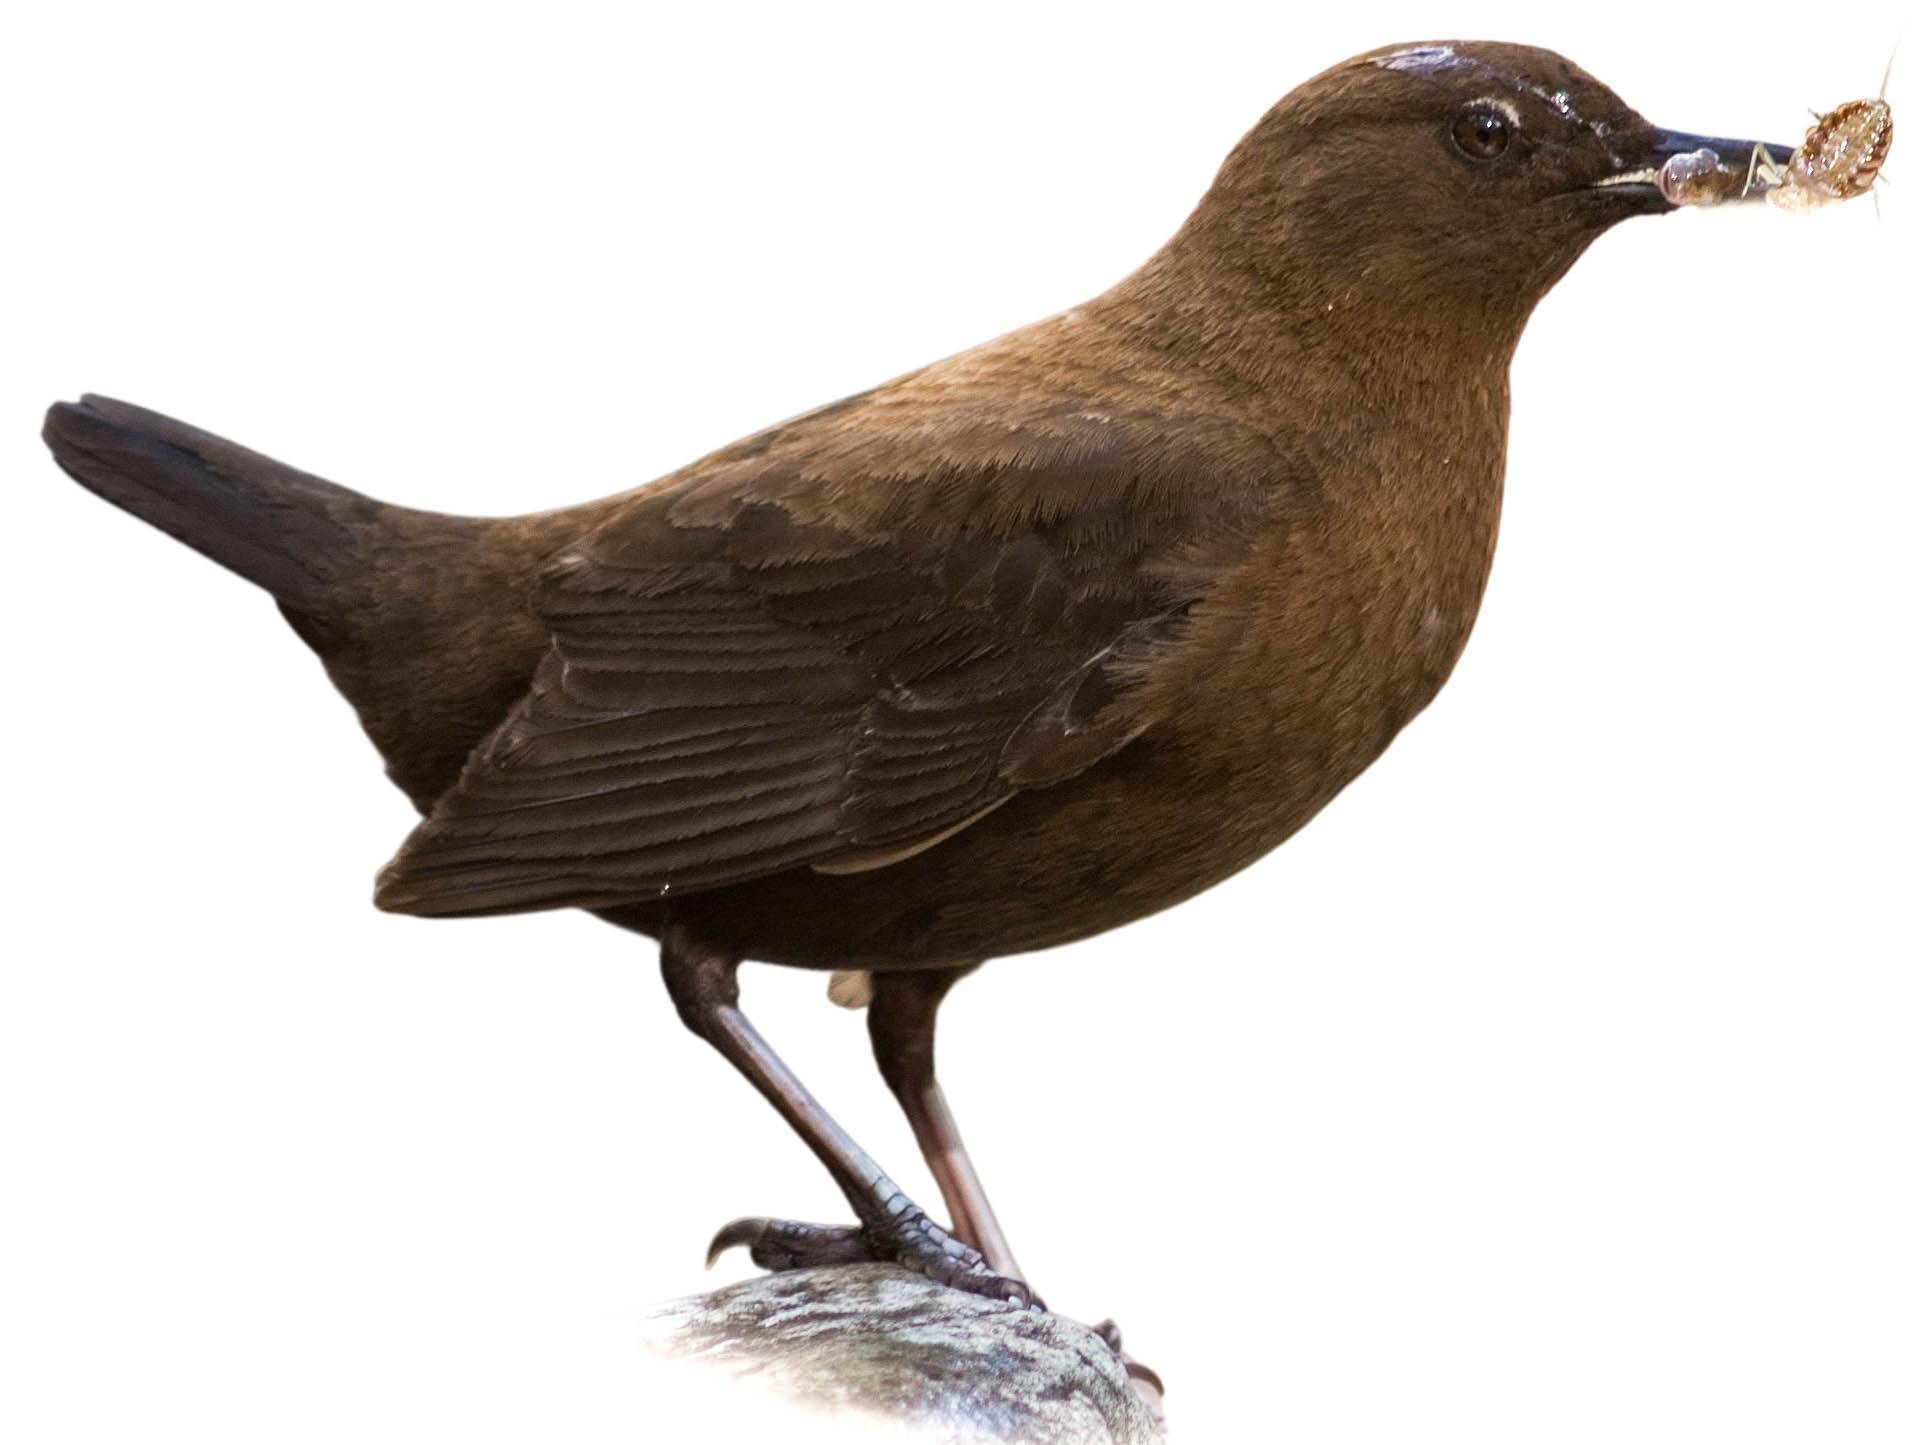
[1169,41,1792,339]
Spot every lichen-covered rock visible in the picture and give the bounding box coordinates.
[641,1264,1164,1443]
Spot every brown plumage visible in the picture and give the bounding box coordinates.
[42,41,1791,1311]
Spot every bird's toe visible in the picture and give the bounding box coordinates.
[704,1202,1040,1309]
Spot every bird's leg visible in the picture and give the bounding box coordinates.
[866,964,1023,1281]
[868,966,1165,1403]
[659,927,1035,1306]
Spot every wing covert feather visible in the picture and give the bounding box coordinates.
[374,402,1271,916]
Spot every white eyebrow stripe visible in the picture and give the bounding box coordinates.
[1471,95,1524,128]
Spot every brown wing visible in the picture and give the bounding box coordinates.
[373,403,1268,917]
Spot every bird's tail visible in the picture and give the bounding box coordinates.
[41,394,562,809]
[42,394,398,617]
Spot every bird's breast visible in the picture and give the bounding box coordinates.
[771,442,1510,969]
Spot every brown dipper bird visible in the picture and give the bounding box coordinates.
[43,41,1792,1308]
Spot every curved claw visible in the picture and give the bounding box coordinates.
[706,1216,875,1272]
[705,1216,769,1269]
[997,1277,1042,1309]
[1090,1316,1164,1399]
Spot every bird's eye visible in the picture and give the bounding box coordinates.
[1450,105,1511,160]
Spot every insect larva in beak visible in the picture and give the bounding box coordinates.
[1767,97,1894,210]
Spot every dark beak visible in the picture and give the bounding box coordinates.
[1591,128,1798,211]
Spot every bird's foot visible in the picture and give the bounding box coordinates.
[1093,1317,1166,1413]
[707,1193,1038,1308]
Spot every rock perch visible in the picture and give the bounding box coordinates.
[640,1265,1165,1443]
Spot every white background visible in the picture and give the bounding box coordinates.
[2,3,1920,1441]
